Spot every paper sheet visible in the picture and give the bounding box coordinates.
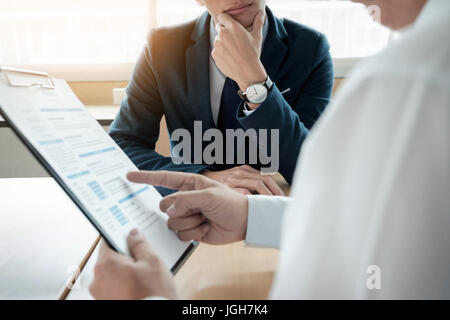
[0,73,191,270]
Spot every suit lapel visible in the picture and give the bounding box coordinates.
[185,12,215,130]
[261,7,288,82]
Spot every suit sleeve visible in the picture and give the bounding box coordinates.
[237,34,334,184]
[109,31,211,195]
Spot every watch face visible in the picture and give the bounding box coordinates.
[246,84,268,104]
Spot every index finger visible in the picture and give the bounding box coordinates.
[218,13,240,29]
[127,170,216,191]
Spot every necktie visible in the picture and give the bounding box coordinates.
[217,77,242,132]
[218,77,256,167]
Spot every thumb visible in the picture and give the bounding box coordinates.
[251,10,265,39]
[127,229,156,262]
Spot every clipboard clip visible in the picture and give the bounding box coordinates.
[0,66,56,89]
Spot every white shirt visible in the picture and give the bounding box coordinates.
[209,16,269,124]
[246,0,450,299]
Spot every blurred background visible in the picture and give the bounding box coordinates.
[0,0,391,79]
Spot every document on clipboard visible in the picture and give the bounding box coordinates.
[0,67,196,273]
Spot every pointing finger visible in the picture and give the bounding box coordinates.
[127,171,216,191]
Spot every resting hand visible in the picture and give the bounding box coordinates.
[127,171,249,245]
[202,165,284,196]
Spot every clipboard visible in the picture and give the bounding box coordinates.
[0,66,56,88]
[0,67,197,275]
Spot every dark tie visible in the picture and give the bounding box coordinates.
[217,77,242,132]
[218,77,256,167]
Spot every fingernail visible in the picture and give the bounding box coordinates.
[130,228,140,236]
[166,204,176,217]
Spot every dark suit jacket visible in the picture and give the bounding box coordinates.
[109,7,334,195]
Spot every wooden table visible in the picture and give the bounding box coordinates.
[174,242,279,300]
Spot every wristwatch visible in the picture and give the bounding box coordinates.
[238,76,273,104]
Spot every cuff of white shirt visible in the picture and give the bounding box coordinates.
[242,103,256,116]
[245,195,291,249]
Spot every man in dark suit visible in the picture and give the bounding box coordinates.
[109,0,334,195]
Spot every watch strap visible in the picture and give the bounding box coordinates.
[264,76,273,91]
[237,88,248,102]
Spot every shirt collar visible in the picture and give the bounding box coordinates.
[209,13,270,49]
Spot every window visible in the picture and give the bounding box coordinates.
[269,0,391,58]
[156,0,392,58]
[0,0,152,65]
[0,0,391,80]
